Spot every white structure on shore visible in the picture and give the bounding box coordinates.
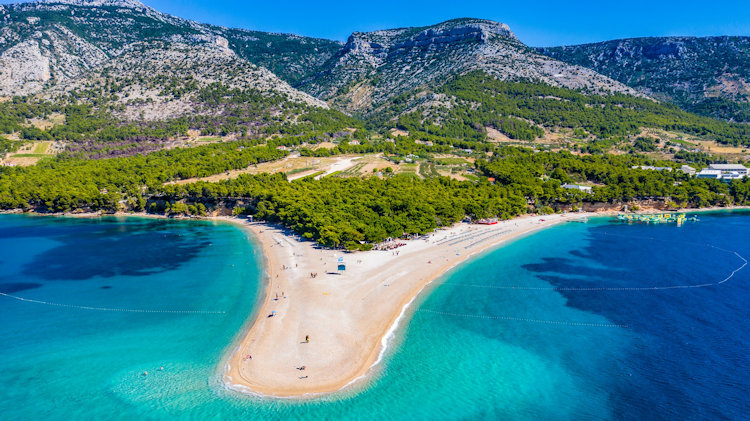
[561,183,593,193]
[696,164,749,180]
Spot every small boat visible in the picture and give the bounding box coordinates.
[475,218,499,225]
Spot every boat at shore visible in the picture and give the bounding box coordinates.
[617,213,699,224]
[475,218,499,225]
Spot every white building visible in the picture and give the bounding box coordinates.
[632,165,673,171]
[708,164,749,177]
[696,169,723,179]
[561,183,593,193]
[722,172,746,181]
[679,165,696,176]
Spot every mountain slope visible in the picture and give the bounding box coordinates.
[0,0,341,95]
[47,40,328,120]
[538,36,750,122]
[297,18,642,114]
[0,1,365,160]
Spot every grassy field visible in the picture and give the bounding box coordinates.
[286,166,316,175]
[32,142,50,154]
[11,153,48,158]
[193,136,224,143]
[2,141,56,166]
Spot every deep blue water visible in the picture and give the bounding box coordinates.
[0,213,748,420]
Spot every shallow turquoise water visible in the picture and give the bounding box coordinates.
[1,213,748,420]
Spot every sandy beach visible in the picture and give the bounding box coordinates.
[222,212,595,397]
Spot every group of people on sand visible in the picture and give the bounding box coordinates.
[309,272,318,278]
[375,241,406,251]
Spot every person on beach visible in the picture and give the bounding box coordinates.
[305,335,309,343]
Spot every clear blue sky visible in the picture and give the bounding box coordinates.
[4,0,750,46]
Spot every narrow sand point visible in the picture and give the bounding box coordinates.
[223,213,591,397]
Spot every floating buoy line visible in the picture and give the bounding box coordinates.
[423,229,746,328]
[2,228,745,327]
[0,291,226,314]
[443,231,747,292]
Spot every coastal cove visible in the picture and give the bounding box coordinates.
[1,210,749,419]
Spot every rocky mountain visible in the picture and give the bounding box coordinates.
[297,18,641,114]
[0,0,340,99]
[48,40,328,121]
[538,36,750,122]
[0,0,363,160]
[3,0,746,130]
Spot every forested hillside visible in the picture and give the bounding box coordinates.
[3,135,750,249]
[373,72,750,147]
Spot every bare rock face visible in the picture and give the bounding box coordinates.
[0,40,51,95]
[0,0,332,115]
[0,22,109,96]
[299,18,641,113]
[47,41,326,120]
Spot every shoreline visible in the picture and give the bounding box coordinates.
[221,204,750,399]
[4,205,750,399]
[220,213,591,398]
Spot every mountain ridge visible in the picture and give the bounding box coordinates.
[0,0,746,125]
[297,18,641,114]
[538,35,750,122]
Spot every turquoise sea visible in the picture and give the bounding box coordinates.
[1,213,748,420]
